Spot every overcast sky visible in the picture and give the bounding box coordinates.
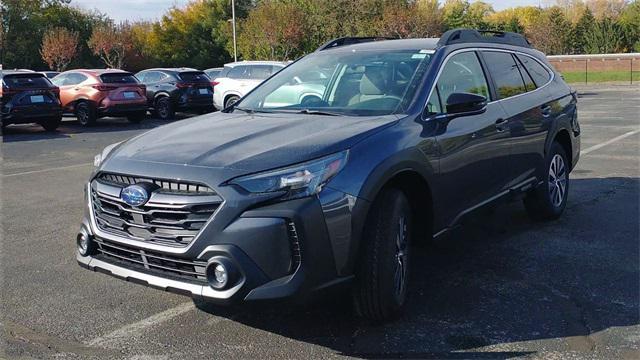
[74,0,550,22]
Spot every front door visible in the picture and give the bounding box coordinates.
[428,51,512,225]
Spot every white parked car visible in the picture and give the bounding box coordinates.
[212,61,287,109]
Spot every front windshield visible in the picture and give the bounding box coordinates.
[235,49,433,116]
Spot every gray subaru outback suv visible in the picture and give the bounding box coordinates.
[77,30,580,321]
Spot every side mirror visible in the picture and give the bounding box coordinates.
[445,92,487,116]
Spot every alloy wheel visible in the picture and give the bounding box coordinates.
[393,216,409,298]
[548,154,567,207]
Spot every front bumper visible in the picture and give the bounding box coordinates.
[78,178,352,304]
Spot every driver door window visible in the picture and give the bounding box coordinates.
[436,51,490,111]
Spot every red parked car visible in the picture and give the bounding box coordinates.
[51,69,147,126]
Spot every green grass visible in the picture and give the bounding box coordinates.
[560,70,640,83]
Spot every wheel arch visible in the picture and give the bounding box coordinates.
[553,129,572,171]
[348,154,436,272]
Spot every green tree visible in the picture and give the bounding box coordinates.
[442,0,469,29]
[619,0,640,51]
[584,17,627,53]
[570,7,596,54]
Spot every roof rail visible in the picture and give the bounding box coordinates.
[437,29,531,48]
[315,36,394,52]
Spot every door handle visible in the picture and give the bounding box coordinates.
[495,118,508,132]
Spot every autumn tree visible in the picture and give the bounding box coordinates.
[237,1,306,60]
[40,27,79,71]
[88,23,133,69]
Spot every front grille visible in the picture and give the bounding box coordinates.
[98,173,214,194]
[91,176,223,247]
[94,238,207,283]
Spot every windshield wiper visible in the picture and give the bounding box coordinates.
[234,107,271,114]
[294,109,343,116]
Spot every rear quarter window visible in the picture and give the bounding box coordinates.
[2,74,52,88]
[516,54,552,87]
[100,73,138,84]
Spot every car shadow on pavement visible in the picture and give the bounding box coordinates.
[195,177,639,358]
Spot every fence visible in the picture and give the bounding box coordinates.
[547,53,640,85]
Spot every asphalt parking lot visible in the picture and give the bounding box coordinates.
[2,87,639,359]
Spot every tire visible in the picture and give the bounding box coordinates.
[39,117,62,131]
[224,95,239,109]
[76,101,96,126]
[524,141,570,221]
[155,97,175,120]
[127,111,146,123]
[352,188,412,322]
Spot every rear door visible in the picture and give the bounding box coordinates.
[429,50,512,223]
[481,51,551,187]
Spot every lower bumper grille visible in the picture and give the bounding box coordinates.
[94,238,208,284]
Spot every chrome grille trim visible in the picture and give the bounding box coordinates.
[94,238,208,283]
[98,172,215,194]
[90,177,223,248]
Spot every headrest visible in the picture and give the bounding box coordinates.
[360,66,387,96]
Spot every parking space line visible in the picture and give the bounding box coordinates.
[2,162,92,177]
[86,302,195,348]
[581,129,640,156]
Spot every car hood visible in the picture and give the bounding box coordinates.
[107,111,399,172]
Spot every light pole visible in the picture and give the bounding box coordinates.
[231,0,237,62]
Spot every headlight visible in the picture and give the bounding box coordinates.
[230,150,348,200]
[93,142,122,167]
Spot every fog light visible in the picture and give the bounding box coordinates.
[214,264,227,287]
[206,258,237,290]
[77,231,93,256]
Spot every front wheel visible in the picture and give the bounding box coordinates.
[224,95,239,109]
[524,142,570,221]
[155,97,175,120]
[352,188,412,322]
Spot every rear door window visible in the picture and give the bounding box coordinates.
[482,51,527,99]
[248,65,276,80]
[100,73,138,84]
[516,54,552,87]
[66,73,88,86]
[227,66,250,79]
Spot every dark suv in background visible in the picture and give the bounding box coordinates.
[1,70,63,131]
[135,68,214,120]
[78,30,580,322]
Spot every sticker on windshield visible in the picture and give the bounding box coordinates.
[419,49,435,54]
[412,53,427,59]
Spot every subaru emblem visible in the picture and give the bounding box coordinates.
[121,184,149,207]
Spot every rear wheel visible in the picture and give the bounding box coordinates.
[39,117,62,131]
[224,95,239,109]
[524,142,570,221]
[155,97,175,120]
[127,111,146,123]
[76,101,96,126]
[352,188,412,322]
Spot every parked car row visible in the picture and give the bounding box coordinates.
[1,61,289,132]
